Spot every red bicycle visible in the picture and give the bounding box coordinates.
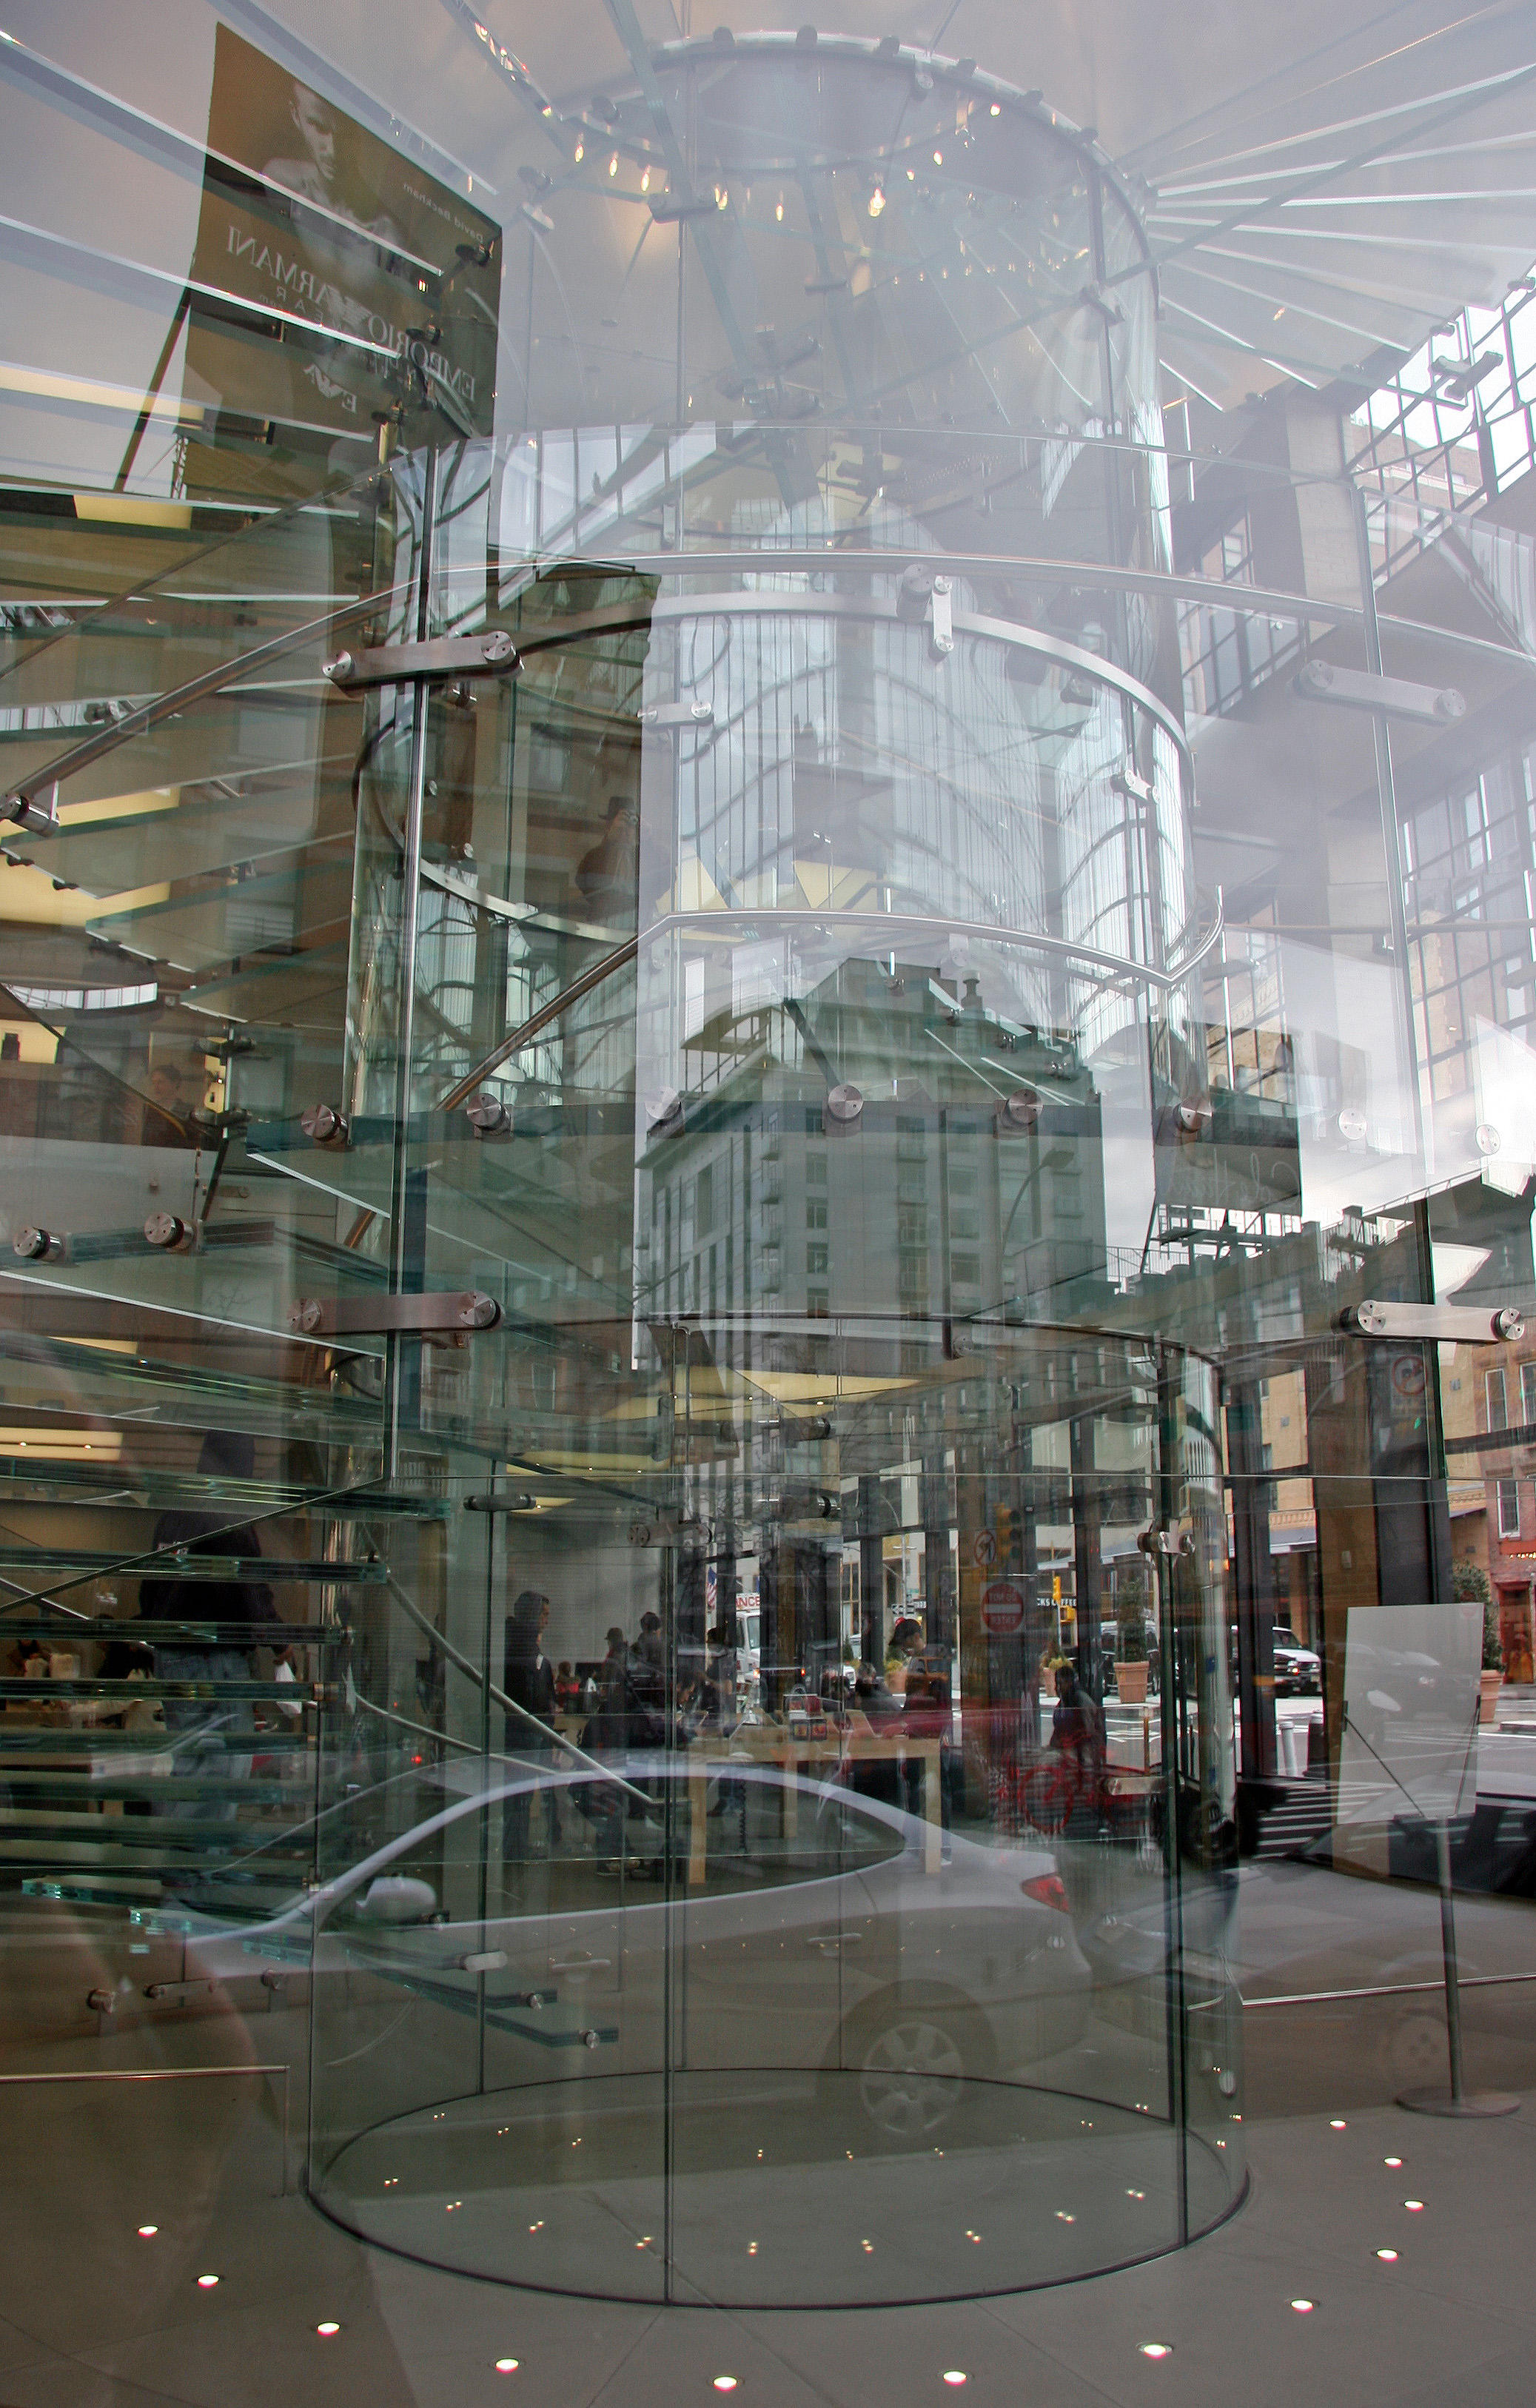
[990,1744,1110,1836]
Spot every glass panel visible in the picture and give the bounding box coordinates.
[7,2,1536,2338]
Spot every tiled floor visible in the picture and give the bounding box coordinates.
[3,1843,1534,2407]
[1,2072,1532,2407]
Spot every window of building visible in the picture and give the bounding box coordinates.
[806,1243,828,1275]
[1352,271,1536,557]
[806,1199,828,1230]
[1403,752,1536,1107]
[1488,1367,1509,1430]
[1521,1361,1536,1426]
[1499,1477,1521,1537]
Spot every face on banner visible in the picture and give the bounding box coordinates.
[184,24,500,449]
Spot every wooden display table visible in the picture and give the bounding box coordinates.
[685,1718,944,1884]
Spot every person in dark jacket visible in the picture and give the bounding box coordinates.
[574,794,640,922]
[583,1626,631,1750]
[903,1648,957,1826]
[140,1431,276,1820]
[847,1659,903,1810]
[503,1589,557,1868]
[579,1624,633,1866]
[626,1609,667,1745]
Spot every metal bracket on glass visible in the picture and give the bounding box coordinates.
[639,699,715,729]
[288,1291,503,1337]
[1138,1524,1194,1559]
[11,1225,66,1263]
[465,1090,512,1136]
[895,563,954,660]
[321,629,521,691]
[1336,1301,1524,1343]
[928,579,954,658]
[301,1104,351,1150]
[1294,660,1465,725]
[2,790,56,835]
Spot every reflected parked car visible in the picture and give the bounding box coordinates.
[1272,1629,1321,1696]
[175,1758,1093,2144]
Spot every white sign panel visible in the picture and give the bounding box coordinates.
[1338,1600,1481,1827]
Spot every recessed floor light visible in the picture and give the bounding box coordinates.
[1404,2200,1424,2213]
[1384,2156,1403,2167]
[317,2322,341,2337]
[713,2381,738,2394]
[1140,2342,1172,2359]
[494,2358,518,2374]
[1329,2119,1346,2130]
[137,2225,158,2238]
[1291,2299,1315,2314]
[1376,2250,1398,2263]
[942,2376,968,2389]
[196,2275,218,2289]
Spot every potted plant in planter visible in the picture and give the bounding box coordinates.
[1116,1571,1151,1706]
[1454,1560,1502,1725]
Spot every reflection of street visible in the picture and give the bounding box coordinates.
[1256,1693,1536,1800]
[1235,1851,1536,2114]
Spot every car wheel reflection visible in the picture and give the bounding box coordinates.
[856,2010,968,2142]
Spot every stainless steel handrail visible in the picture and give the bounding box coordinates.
[10,540,1536,831]
[437,933,639,1111]
[378,1569,656,1812]
[1241,1971,1536,2008]
[4,577,411,822]
[0,2064,290,2193]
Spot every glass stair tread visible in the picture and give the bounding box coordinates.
[0,1551,383,1581]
